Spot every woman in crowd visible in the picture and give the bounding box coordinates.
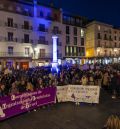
[102,115,120,129]
[81,75,88,85]
[9,82,19,95]
[102,72,110,91]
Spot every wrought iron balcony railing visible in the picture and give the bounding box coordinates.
[5,22,18,28]
[52,30,62,34]
[0,52,32,58]
[38,40,48,45]
[38,28,48,32]
[21,25,33,30]
[22,39,33,43]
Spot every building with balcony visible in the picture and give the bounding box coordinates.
[86,21,120,64]
[62,12,88,64]
[0,0,64,69]
[0,0,89,69]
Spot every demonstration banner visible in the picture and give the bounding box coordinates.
[0,87,56,121]
[57,85,100,104]
[57,86,68,102]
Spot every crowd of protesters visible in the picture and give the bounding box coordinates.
[0,63,120,99]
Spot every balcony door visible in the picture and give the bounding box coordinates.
[8,46,13,55]
[24,21,29,29]
[39,49,45,58]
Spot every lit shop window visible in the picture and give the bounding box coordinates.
[66,46,69,53]
[74,47,76,53]
[70,46,72,53]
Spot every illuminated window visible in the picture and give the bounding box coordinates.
[66,46,69,53]
[25,48,29,55]
[81,29,84,37]
[70,46,72,53]
[74,47,76,53]
[98,25,101,31]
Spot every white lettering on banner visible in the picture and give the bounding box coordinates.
[57,85,100,104]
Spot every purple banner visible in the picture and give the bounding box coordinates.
[0,87,56,121]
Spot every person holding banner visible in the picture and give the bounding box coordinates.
[0,106,5,118]
[81,75,88,86]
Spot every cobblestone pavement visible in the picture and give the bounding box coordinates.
[0,90,120,129]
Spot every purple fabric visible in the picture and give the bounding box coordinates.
[0,87,56,121]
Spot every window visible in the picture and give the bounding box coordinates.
[53,26,59,31]
[8,46,13,55]
[81,47,85,56]
[104,34,107,40]
[81,38,84,46]
[115,42,117,47]
[97,33,101,39]
[39,24,45,31]
[7,18,13,27]
[71,17,75,24]
[24,8,29,16]
[54,13,58,21]
[65,46,69,56]
[24,34,29,43]
[74,27,77,35]
[40,11,44,17]
[97,41,100,47]
[39,36,45,44]
[74,47,76,53]
[66,26,70,34]
[109,35,112,41]
[74,37,77,45]
[70,46,72,55]
[76,18,80,25]
[114,36,117,40]
[39,36,45,41]
[25,48,29,55]
[47,12,52,20]
[24,21,29,30]
[79,47,85,56]
[66,36,70,44]
[81,29,84,37]
[8,32,13,41]
[39,49,45,57]
[16,6,21,12]
[98,25,101,31]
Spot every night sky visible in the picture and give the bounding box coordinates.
[40,0,120,27]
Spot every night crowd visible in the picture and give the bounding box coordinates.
[0,63,120,99]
